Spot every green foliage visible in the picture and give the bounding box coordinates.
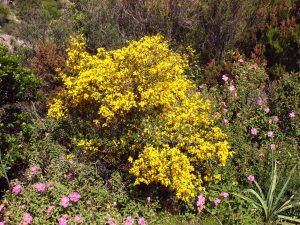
[0,44,40,180]
[235,162,300,224]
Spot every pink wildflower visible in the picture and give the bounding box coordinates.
[69,192,81,202]
[257,97,264,106]
[12,184,22,194]
[60,196,70,208]
[229,85,236,92]
[29,166,38,176]
[222,75,229,82]
[138,217,146,225]
[269,118,273,124]
[248,175,255,182]
[125,216,134,225]
[220,192,229,198]
[58,215,69,225]
[214,198,221,206]
[267,131,274,138]
[264,107,270,113]
[35,183,46,192]
[251,128,258,135]
[23,213,33,224]
[108,218,116,225]
[238,58,245,64]
[273,116,279,122]
[223,118,229,125]
[0,221,4,225]
[199,84,204,89]
[249,65,257,71]
[74,215,84,224]
[0,204,4,212]
[147,197,151,203]
[270,144,276,151]
[47,205,55,214]
[196,195,206,212]
[289,111,296,118]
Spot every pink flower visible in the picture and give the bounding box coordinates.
[69,192,81,202]
[74,215,84,224]
[147,197,151,203]
[108,218,116,225]
[0,221,4,225]
[35,183,46,192]
[58,215,69,225]
[29,166,38,176]
[264,107,270,113]
[220,192,229,198]
[196,195,206,212]
[60,196,70,208]
[0,204,4,212]
[249,65,257,71]
[214,198,221,206]
[23,213,33,224]
[267,131,274,138]
[223,118,229,125]
[270,144,276,151]
[199,84,204,89]
[251,128,258,135]
[229,85,236,92]
[268,118,273,124]
[289,111,296,118]
[12,184,22,194]
[247,175,255,182]
[238,58,244,64]
[257,97,264,106]
[273,116,279,122]
[222,75,229,82]
[138,217,146,225]
[47,205,55,214]
[125,216,134,225]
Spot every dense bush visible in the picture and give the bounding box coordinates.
[47,35,232,201]
[0,44,40,181]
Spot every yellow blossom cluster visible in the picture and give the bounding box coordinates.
[48,35,232,201]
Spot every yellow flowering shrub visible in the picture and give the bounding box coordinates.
[48,35,232,201]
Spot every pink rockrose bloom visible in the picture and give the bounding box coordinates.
[107,218,116,225]
[69,192,81,202]
[268,118,273,124]
[74,215,84,224]
[35,183,46,192]
[220,192,229,198]
[23,213,33,224]
[196,195,206,212]
[223,118,229,125]
[147,197,151,203]
[273,116,279,122]
[238,58,244,64]
[248,175,255,182]
[0,221,4,225]
[138,217,146,225]
[257,97,264,106]
[125,216,134,225]
[0,204,4,212]
[264,107,270,113]
[12,184,22,194]
[251,128,258,135]
[222,75,229,82]
[289,111,296,118]
[249,65,257,71]
[214,198,221,206]
[267,131,274,138]
[47,205,55,214]
[229,85,236,92]
[60,196,70,208]
[199,84,204,89]
[270,144,276,151]
[58,215,69,225]
[29,165,38,176]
